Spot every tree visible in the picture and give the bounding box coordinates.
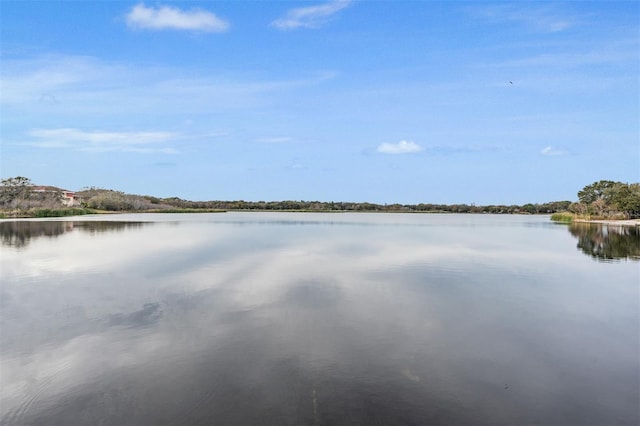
[568,202,588,216]
[590,198,609,217]
[0,176,33,208]
[611,184,640,218]
[575,180,640,219]
[577,180,619,204]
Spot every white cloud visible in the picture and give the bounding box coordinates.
[25,128,179,153]
[126,3,229,33]
[540,146,567,156]
[377,140,423,154]
[271,0,351,30]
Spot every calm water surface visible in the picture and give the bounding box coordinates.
[1,213,638,425]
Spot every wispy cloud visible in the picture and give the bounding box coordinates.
[482,46,639,69]
[25,128,179,153]
[271,0,351,30]
[126,3,229,33]
[540,146,567,156]
[468,4,572,33]
[0,55,337,116]
[286,162,307,170]
[377,140,423,154]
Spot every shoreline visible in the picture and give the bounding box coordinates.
[573,218,640,227]
[1,210,639,225]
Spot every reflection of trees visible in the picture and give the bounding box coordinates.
[0,221,147,248]
[568,223,640,261]
[73,221,146,235]
[1,221,70,248]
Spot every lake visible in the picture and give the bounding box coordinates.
[1,213,638,425]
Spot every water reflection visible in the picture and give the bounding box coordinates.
[0,221,147,248]
[568,223,640,261]
[107,302,163,328]
[1,214,638,425]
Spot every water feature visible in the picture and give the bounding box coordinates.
[1,213,638,425]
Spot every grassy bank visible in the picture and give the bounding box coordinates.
[551,211,640,226]
[0,208,98,218]
[147,208,227,213]
[551,212,576,223]
[34,208,98,217]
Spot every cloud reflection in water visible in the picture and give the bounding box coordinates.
[1,214,638,425]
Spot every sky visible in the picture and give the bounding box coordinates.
[1,0,638,204]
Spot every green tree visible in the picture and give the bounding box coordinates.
[0,176,33,208]
[611,183,640,218]
[577,180,619,204]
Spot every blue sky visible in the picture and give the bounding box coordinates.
[1,1,638,204]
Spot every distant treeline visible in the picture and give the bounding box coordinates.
[5,176,637,218]
[152,197,571,214]
[1,176,571,215]
[77,187,572,213]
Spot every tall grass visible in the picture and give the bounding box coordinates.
[32,208,97,217]
[148,208,226,213]
[551,212,575,223]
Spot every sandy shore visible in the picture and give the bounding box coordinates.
[573,219,640,227]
